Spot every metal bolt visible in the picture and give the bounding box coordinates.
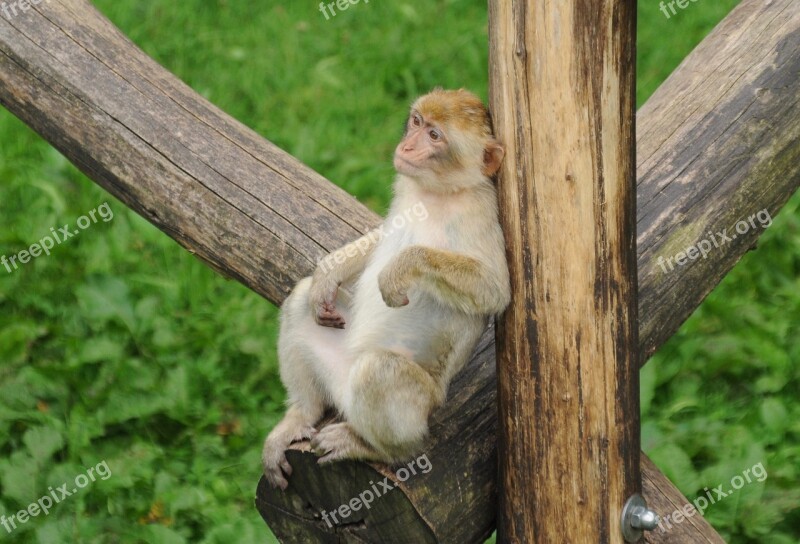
[622,494,660,542]
[631,507,659,530]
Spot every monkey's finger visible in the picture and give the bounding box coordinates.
[280,457,293,477]
[319,315,345,325]
[310,439,331,457]
[265,468,289,491]
[291,426,318,443]
[316,452,338,465]
[317,318,346,329]
[316,312,346,328]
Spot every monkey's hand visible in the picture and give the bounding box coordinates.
[378,257,414,308]
[309,277,346,329]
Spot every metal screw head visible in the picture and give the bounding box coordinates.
[622,494,660,542]
[631,507,659,530]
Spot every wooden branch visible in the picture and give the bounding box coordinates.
[490,0,639,541]
[1,0,798,542]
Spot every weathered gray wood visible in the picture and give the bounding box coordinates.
[636,0,800,360]
[489,0,639,541]
[642,455,726,544]
[1,0,797,542]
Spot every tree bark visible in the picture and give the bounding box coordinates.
[489,0,639,541]
[1,0,798,542]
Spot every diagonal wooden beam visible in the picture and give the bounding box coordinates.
[1,0,797,541]
[636,0,800,361]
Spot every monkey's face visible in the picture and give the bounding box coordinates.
[394,89,505,192]
[393,111,453,179]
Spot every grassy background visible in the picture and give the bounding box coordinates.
[0,0,797,542]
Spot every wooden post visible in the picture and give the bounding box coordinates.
[490,1,640,542]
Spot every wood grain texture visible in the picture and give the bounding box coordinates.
[1,0,797,542]
[489,0,639,541]
[642,455,725,544]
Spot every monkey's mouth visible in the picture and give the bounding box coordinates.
[394,156,425,173]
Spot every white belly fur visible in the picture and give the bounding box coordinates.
[344,208,484,369]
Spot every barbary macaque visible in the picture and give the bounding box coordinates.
[262,88,510,489]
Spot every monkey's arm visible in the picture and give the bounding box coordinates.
[378,246,510,315]
[309,230,381,328]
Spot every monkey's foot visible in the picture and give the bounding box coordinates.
[311,422,379,464]
[262,438,293,490]
[263,425,319,490]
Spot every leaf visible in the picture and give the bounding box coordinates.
[0,321,46,366]
[23,426,65,463]
[0,452,38,504]
[142,524,187,544]
[201,519,264,544]
[97,393,170,426]
[648,442,698,493]
[760,398,789,434]
[639,361,657,415]
[76,336,124,366]
[75,277,136,331]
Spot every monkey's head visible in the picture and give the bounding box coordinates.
[394,88,505,192]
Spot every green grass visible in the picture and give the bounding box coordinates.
[0,0,797,542]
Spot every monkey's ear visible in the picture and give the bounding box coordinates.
[482,142,505,177]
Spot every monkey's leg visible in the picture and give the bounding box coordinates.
[263,277,350,489]
[313,350,445,464]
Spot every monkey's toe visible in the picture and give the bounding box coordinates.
[262,444,291,490]
[290,425,318,444]
[264,463,290,490]
[310,423,366,464]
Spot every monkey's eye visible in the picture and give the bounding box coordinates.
[411,114,422,128]
[429,129,442,142]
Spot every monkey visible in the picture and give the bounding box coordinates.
[262,88,510,490]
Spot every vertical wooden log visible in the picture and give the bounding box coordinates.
[490,1,639,542]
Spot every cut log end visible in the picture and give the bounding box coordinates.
[255,448,437,544]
